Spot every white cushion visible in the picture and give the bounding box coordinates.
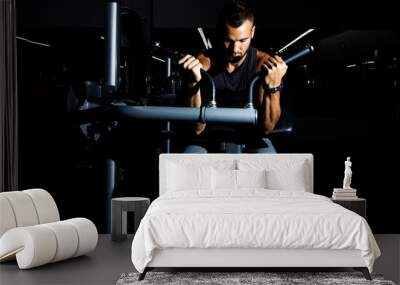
[0,225,57,269]
[212,169,237,190]
[237,159,309,192]
[1,191,39,227]
[0,189,60,236]
[65,218,98,257]
[161,155,237,194]
[211,169,268,191]
[0,196,17,237]
[42,221,79,262]
[167,162,212,191]
[0,218,97,269]
[24,189,60,224]
[236,169,268,189]
[266,168,307,191]
[0,189,97,269]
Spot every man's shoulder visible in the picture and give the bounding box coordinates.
[255,49,272,72]
[256,49,272,62]
[196,53,212,72]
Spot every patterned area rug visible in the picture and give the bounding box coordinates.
[116,271,396,285]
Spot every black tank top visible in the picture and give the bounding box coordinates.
[198,46,260,142]
[208,46,258,108]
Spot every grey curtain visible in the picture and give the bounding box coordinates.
[0,0,18,192]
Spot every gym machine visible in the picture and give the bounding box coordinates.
[81,0,314,231]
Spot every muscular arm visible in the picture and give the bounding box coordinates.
[257,83,281,134]
[255,50,287,134]
[183,54,211,135]
[187,81,206,135]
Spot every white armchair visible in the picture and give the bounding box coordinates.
[0,189,98,269]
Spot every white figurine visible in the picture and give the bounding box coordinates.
[343,157,353,189]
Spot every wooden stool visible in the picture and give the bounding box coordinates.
[111,197,150,242]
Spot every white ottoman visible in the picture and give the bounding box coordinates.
[0,189,98,269]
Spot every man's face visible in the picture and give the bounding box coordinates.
[222,19,255,63]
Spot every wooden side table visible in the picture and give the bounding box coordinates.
[111,197,150,242]
[331,197,367,219]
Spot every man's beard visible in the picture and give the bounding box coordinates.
[226,48,249,63]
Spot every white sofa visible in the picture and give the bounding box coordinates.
[0,188,98,269]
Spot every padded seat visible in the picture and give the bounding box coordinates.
[0,189,98,269]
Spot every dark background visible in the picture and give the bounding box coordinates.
[16,0,399,233]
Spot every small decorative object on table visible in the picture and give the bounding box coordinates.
[332,156,358,200]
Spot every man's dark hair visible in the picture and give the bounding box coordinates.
[217,0,254,29]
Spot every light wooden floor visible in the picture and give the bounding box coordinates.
[0,234,398,285]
